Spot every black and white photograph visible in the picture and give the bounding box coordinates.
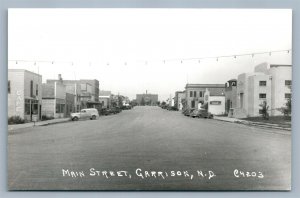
[7,9,292,191]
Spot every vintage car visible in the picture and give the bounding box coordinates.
[71,108,99,121]
[190,108,213,119]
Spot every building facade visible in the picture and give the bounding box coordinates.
[136,92,158,106]
[224,79,237,116]
[47,76,100,111]
[233,62,291,118]
[41,81,67,119]
[8,69,42,122]
[204,89,226,115]
[267,64,292,116]
[185,84,225,110]
[174,91,186,110]
[99,90,111,109]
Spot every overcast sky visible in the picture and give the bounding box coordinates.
[8,9,292,101]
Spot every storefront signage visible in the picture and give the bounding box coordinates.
[210,101,221,105]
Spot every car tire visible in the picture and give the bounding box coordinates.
[73,117,78,121]
[92,115,96,120]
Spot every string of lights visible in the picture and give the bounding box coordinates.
[8,49,291,66]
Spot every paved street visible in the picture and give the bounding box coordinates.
[8,106,291,190]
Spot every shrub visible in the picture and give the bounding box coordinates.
[8,116,25,125]
[259,101,269,120]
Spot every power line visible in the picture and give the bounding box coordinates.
[8,49,291,66]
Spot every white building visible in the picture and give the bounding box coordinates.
[234,62,291,118]
[267,64,292,115]
[204,89,225,115]
[8,69,42,122]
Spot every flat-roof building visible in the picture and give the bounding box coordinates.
[8,69,42,122]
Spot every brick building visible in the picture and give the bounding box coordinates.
[184,84,225,110]
[136,92,158,106]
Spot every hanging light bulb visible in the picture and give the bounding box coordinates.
[52,61,54,64]
[287,50,290,53]
[234,55,237,59]
[198,60,201,63]
[16,61,18,64]
[252,54,254,58]
[269,52,272,56]
[181,60,183,64]
[163,60,165,64]
[216,58,218,62]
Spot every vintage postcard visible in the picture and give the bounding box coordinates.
[7,9,292,190]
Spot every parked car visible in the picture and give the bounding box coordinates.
[167,106,177,111]
[71,108,99,121]
[183,109,195,116]
[121,105,132,110]
[110,107,122,114]
[99,108,112,116]
[191,108,213,119]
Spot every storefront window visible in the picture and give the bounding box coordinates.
[32,103,38,115]
[56,103,60,113]
[25,100,31,115]
[56,102,65,113]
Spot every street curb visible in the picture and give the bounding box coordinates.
[214,118,291,132]
[8,119,71,132]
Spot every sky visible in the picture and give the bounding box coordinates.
[8,9,292,101]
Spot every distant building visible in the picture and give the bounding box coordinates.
[80,79,100,102]
[224,79,237,117]
[47,76,100,110]
[174,91,186,111]
[8,69,42,122]
[136,91,158,106]
[99,90,111,109]
[234,62,291,118]
[185,84,225,110]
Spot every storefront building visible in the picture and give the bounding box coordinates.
[8,69,42,122]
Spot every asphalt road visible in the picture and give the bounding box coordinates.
[8,106,291,190]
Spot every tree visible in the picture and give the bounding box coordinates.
[259,101,269,120]
[279,96,291,117]
[156,101,161,106]
[161,101,166,106]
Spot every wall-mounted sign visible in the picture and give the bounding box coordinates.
[210,101,221,105]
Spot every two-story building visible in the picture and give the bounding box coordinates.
[136,91,158,106]
[41,81,67,119]
[184,84,225,110]
[174,91,186,111]
[47,76,100,111]
[233,62,291,118]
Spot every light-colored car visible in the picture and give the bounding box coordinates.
[71,108,99,121]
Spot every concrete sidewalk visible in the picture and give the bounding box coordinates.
[213,116,242,123]
[213,116,291,131]
[8,118,71,131]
